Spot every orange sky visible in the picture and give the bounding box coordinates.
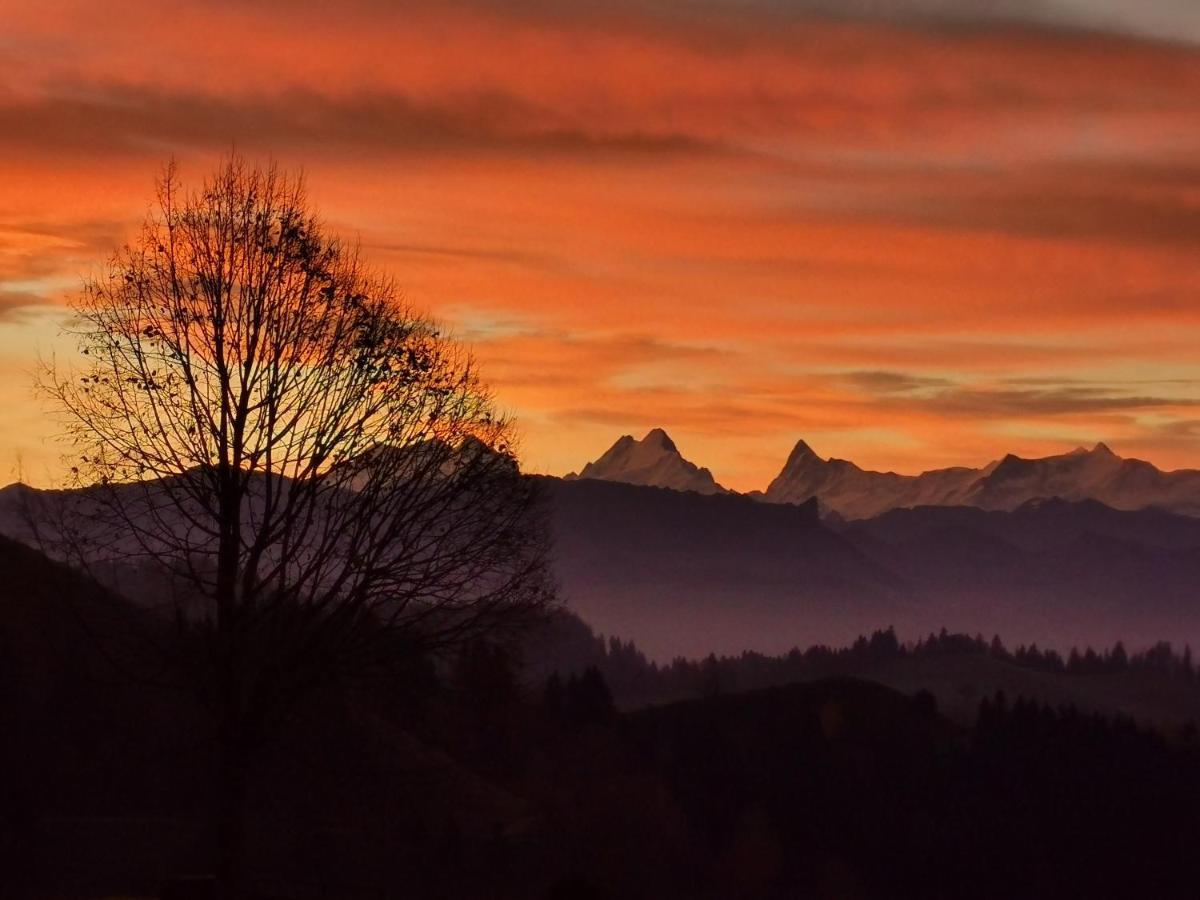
[2,0,1200,491]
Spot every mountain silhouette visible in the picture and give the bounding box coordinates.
[9,463,1200,660]
[539,476,899,659]
[540,479,1200,658]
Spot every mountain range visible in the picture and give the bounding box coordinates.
[573,430,1200,519]
[7,431,1200,661]
[542,479,1200,659]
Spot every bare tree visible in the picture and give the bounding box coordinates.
[41,156,553,897]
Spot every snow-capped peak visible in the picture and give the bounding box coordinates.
[571,429,727,495]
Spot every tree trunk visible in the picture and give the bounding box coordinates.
[214,463,246,899]
[216,721,247,900]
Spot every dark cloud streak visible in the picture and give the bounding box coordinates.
[0,86,726,162]
[886,385,1200,418]
[236,0,1200,46]
[0,291,52,321]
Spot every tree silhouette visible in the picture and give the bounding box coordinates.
[40,155,553,897]
[1110,640,1129,670]
[565,666,615,727]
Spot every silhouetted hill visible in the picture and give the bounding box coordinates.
[537,476,904,659]
[0,531,114,674]
[858,651,1200,728]
[625,676,957,772]
[0,532,174,732]
[0,538,540,898]
[616,677,1200,899]
[841,496,1200,551]
[536,477,1200,658]
[6,535,1200,898]
[837,501,1200,652]
[0,533,217,899]
[523,609,1200,729]
[9,476,1200,666]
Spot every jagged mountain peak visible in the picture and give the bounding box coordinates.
[765,437,1200,520]
[643,427,678,453]
[1065,442,1118,459]
[569,431,1200,519]
[784,439,823,466]
[572,429,726,495]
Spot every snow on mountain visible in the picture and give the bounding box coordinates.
[764,440,1200,520]
[572,431,1200,518]
[568,428,727,495]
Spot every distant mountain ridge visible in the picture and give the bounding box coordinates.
[541,478,1200,658]
[7,473,1200,660]
[766,439,1200,519]
[573,430,1200,519]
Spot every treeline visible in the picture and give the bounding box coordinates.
[911,628,1195,677]
[526,612,1198,708]
[976,688,1180,745]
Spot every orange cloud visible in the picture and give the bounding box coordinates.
[1,2,1199,489]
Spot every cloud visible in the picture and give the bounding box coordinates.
[0,219,129,314]
[875,383,1200,419]
[1,1,1199,489]
[0,290,50,322]
[840,371,955,394]
[834,369,1200,421]
[861,163,1200,247]
[464,325,739,392]
[201,0,1200,46]
[0,86,723,162]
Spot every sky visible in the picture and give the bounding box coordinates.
[1,0,1199,491]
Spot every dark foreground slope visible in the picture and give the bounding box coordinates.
[619,679,1200,900]
[5,543,1200,900]
[0,533,197,808]
[0,537,531,899]
[0,534,212,894]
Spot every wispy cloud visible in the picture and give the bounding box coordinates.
[840,371,955,394]
[0,86,725,161]
[1,0,1199,487]
[0,290,51,321]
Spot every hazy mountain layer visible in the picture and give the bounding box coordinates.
[540,476,902,660]
[8,473,1200,662]
[542,478,1200,659]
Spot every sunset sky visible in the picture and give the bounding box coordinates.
[2,0,1199,491]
